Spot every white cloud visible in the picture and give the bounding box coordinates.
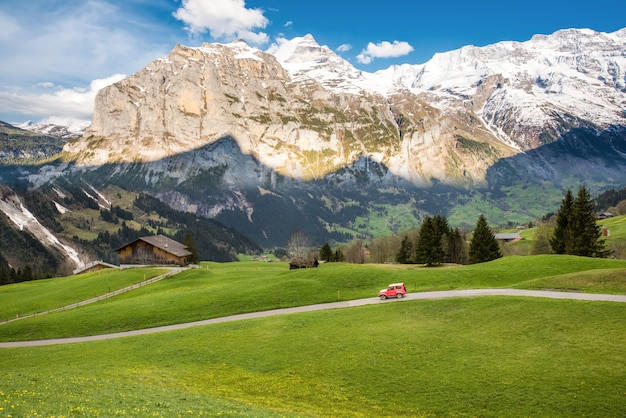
[337,43,352,53]
[173,0,269,44]
[0,74,126,124]
[0,1,175,123]
[0,2,168,88]
[357,40,414,64]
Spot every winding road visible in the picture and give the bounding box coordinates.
[1,288,625,348]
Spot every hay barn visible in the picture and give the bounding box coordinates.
[115,235,192,267]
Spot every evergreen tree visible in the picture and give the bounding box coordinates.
[468,214,502,264]
[446,227,468,264]
[21,265,33,282]
[183,233,200,264]
[415,216,446,266]
[569,186,606,257]
[395,236,413,264]
[550,189,574,254]
[0,264,8,285]
[333,248,345,262]
[319,242,333,262]
[549,186,607,257]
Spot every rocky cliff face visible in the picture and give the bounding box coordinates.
[54,29,626,246]
[68,35,538,187]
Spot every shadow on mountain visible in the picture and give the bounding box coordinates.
[49,135,459,247]
[485,125,626,189]
[4,126,626,249]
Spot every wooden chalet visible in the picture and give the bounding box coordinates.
[115,235,192,267]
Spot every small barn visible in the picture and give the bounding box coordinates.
[115,235,192,267]
[494,233,523,243]
[73,260,118,275]
[597,212,614,220]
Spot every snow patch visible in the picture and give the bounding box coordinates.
[53,201,70,214]
[0,192,82,268]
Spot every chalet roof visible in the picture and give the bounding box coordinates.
[494,233,522,241]
[73,260,118,275]
[115,235,193,257]
[597,212,614,218]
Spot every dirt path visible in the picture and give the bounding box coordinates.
[1,289,625,348]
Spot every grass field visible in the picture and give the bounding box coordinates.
[1,256,626,342]
[0,267,166,321]
[600,214,626,239]
[0,256,625,416]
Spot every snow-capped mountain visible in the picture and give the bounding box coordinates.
[67,28,625,181]
[45,28,626,247]
[267,34,398,95]
[391,28,626,149]
[17,120,88,140]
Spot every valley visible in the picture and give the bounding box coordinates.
[1,27,625,275]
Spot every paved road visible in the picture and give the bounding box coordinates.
[1,289,625,348]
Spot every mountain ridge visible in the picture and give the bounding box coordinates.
[3,27,626,260]
[65,28,625,175]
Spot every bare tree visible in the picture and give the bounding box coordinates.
[345,239,366,264]
[530,223,553,255]
[287,230,312,263]
[369,235,404,263]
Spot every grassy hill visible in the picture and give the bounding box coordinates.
[600,214,626,239]
[2,255,626,341]
[0,255,625,416]
[495,214,626,258]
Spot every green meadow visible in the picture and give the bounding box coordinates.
[1,256,625,416]
[0,267,166,321]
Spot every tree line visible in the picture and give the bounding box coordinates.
[314,184,610,265]
[316,213,502,266]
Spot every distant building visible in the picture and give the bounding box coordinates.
[115,235,192,267]
[494,233,523,243]
[597,212,614,220]
[73,260,118,275]
[289,258,319,270]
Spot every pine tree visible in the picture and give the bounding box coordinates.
[550,189,574,254]
[319,243,333,262]
[415,216,446,266]
[569,186,606,257]
[446,227,467,264]
[468,214,502,264]
[549,186,607,257]
[395,236,413,264]
[183,233,200,264]
[333,248,345,262]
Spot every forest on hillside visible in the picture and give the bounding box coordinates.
[0,185,262,285]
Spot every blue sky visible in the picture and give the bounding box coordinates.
[0,0,624,126]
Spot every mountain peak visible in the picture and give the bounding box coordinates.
[70,26,626,184]
[268,34,328,65]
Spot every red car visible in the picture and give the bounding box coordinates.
[379,283,407,300]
